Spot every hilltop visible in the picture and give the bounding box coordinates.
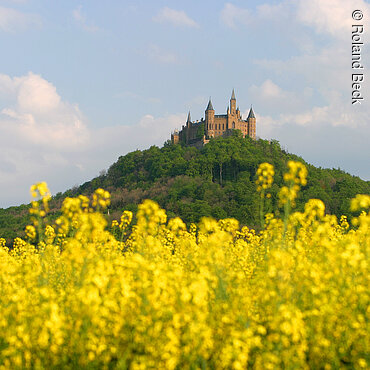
[1,132,369,243]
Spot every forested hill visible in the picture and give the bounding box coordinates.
[1,132,369,242]
[64,132,370,224]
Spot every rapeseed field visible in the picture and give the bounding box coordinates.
[0,162,368,369]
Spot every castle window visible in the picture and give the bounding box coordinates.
[232,122,235,129]
[222,124,224,130]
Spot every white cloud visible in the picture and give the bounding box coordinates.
[220,0,370,40]
[257,98,367,137]
[0,72,186,207]
[0,6,40,32]
[255,39,370,113]
[256,79,284,98]
[153,7,199,28]
[296,0,370,38]
[147,44,179,64]
[0,72,89,149]
[72,5,99,32]
[16,73,61,114]
[246,76,369,144]
[220,3,251,29]
[257,2,289,19]
[248,80,315,116]
[0,74,16,95]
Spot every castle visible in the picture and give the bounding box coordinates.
[171,90,256,147]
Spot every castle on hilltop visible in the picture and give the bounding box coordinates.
[171,90,256,147]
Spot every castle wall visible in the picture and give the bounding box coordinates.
[213,116,227,137]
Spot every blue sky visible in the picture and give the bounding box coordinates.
[0,0,369,207]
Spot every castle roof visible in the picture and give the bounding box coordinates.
[248,106,255,119]
[206,98,214,111]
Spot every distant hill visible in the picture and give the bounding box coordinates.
[1,132,369,243]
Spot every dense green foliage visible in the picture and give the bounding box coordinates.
[0,205,30,243]
[1,133,369,244]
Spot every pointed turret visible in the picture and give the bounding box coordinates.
[206,97,214,111]
[230,89,236,114]
[247,105,255,119]
[247,105,256,140]
[205,97,215,137]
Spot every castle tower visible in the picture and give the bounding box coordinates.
[230,89,236,115]
[247,105,256,139]
[171,130,179,144]
[205,98,215,137]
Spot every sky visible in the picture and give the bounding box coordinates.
[0,0,369,207]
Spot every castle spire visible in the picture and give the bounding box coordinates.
[231,88,236,100]
[187,110,191,123]
[206,97,214,111]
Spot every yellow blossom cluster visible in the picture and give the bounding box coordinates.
[30,182,51,210]
[92,188,111,209]
[256,162,274,197]
[279,160,308,208]
[256,162,275,227]
[0,163,369,369]
[29,182,52,233]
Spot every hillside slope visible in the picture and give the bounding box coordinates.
[1,132,369,242]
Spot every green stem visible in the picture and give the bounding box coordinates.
[260,190,265,229]
[283,196,291,247]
